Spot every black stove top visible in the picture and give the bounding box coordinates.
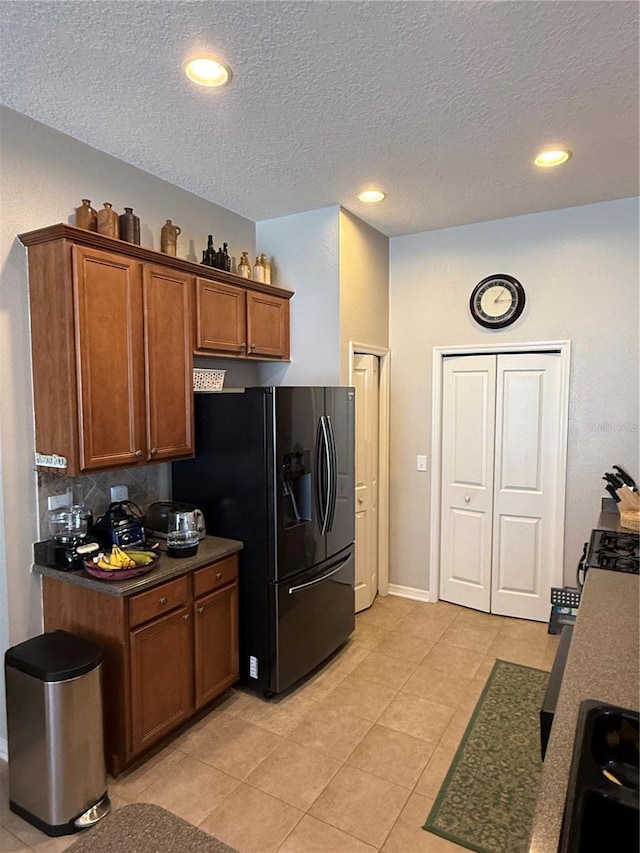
[586,528,640,574]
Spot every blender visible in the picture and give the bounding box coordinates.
[47,505,100,570]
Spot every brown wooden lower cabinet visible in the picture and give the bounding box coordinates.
[41,554,239,777]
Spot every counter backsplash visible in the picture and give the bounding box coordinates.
[37,463,169,538]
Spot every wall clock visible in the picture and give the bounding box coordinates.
[469,274,526,329]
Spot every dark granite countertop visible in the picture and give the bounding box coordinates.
[33,535,243,597]
[528,568,639,852]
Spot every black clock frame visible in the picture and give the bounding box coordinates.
[470,273,526,329]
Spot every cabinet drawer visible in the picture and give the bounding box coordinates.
[129,576,189,628]
[193,555,238,598]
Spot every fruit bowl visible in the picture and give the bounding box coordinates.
[83,550,160,580]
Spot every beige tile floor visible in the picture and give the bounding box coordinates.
[0,595,559,852]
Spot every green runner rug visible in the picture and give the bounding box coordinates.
[424,659,549,853]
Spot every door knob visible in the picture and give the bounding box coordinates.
[464,495,471,503]
[158,596,168,605]
[182,614,191,622]
[134,450,142,457]
[357,496,364,504]
[197,606,204,615]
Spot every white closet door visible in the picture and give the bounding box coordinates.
[491,352,562,620]
[440,355,496,612]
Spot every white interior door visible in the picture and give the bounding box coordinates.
[440,355,496,612]
[440,351,563,621]
[354,353,379,612]
[491,353,562,620]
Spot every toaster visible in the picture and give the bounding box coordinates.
[144,501,206,541]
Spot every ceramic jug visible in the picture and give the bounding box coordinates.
[161,219,181,255]
[119,207,140,244]
[97,203,118,238]
[75,199,97,231]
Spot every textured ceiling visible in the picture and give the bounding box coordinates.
[1,1,638,237]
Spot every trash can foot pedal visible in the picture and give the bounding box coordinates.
[74,794,111,829]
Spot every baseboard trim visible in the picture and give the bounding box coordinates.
[0,736,7,762]
[387,584,435,603]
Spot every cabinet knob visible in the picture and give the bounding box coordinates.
[158,596,168,605]
[250,344,256,352]
[464,495,471,503]
[198,606,204,615]
[182,614,191,622]
[150,448,158,456]
[134,450,142,457]
[216,572,222,580]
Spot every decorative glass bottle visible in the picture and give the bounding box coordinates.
[205,235,216,266]
[97,203,119,238]
[260,253,271,285]
[118,207,140,244]
[75,199,97,231]
[161,219,181,255]
[238,252,251,279]
[253,256,265,283]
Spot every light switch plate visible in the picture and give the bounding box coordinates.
[417,455,427,472]
[110,485,129,502]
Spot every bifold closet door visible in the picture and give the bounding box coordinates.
[440,355,496,612]
[490,353,562,621]
[440,352,562,621]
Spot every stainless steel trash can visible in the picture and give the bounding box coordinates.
[5,629,111,836]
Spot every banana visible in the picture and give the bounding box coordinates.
[110,545,135,568]
[125,550,156,565]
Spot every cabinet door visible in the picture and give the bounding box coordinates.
[73,245,145,470]
[246,291,290,359]
[143,265,194,460]
[194,584,239,709]
[130,605,193,755]
[195,279,247,355]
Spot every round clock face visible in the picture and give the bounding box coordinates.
[470,274,526,329]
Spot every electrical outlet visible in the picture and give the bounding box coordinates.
[110,484,129,502]
[416,455,427,472]
[47,490,72,511]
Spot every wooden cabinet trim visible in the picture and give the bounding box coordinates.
[19,224,293,300]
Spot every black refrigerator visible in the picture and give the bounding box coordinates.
[172,386,355,697]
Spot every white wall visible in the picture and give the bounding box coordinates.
[339,209,389,383]
[389,197,639,593]
[0,106,256,746]
[257,208,341,386]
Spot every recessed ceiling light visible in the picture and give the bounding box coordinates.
[534,148,572,167]
[184,56,232,88]
[357,189,386,203]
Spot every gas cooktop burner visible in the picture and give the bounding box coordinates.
[586,528,640,574]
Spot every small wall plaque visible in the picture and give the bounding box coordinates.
[35,452,68,469]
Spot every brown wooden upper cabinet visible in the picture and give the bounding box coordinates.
[19,224,293,474]
[19,225,194,474]
[195,277,290,360]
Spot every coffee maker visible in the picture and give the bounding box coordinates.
[46,505,100,570]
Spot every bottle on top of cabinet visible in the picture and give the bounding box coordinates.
[253,256,264,283]
[75,199,97,231]
[259,253,272,285]
[238,252,251,279]
[118,207,140,245]
[205,235,216,266]
[160,219,181,256]
[97,203,118,238]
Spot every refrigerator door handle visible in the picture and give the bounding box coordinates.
[287,558,349,594]
[319,416,332,535]
[315,417,326,533]
[325,415,338,531]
